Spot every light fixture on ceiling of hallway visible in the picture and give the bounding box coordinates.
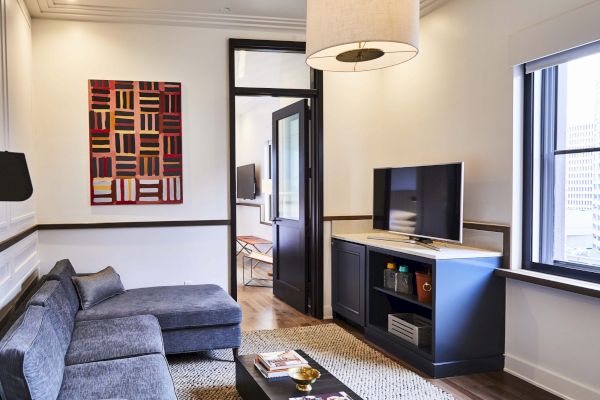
[306,0,420,72]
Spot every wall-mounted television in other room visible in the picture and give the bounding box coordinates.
[237,163,256,200]
[373,162,464,243]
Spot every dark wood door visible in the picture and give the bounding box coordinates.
[332,239,366,326]
[272,100,309,313]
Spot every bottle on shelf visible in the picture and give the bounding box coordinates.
[383,262,397,290]
[394,265,414,295]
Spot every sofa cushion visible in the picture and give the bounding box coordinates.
[58,354,177,400]
[76,284,242,330]
[65,315,164,365]
[27,280,74,353]
[0,306,65,400]
[162,323,241,354]
[71,266,125,309]
[45,259,80,316]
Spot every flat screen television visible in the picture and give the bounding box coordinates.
[373,162,464,243]
[237,164,256,200]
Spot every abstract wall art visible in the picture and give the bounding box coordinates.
[88,80,182,205]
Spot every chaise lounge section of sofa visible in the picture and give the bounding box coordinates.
[0,259,242,399]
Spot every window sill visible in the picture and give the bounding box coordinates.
[496,268,600,299]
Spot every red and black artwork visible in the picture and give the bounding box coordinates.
[88,80,182,205]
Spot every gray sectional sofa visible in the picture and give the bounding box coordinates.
[0,259,242,400]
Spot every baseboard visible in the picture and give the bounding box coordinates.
[505,354,600,400]
[323,305,333,319]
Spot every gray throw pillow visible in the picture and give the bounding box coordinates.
[71,266,125,309]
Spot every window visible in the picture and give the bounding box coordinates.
[234,50,310,89]
[524,42,600,283]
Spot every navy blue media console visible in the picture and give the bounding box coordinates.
[331,233,505,378]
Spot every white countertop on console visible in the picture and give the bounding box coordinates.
[331,232,503,260]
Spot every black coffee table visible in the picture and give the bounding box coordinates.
[235,350,362,400]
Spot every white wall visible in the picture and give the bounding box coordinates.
[37,227,227,289]
[0,0,39,309]
[31,19,302,289]
[505,280,600,400]
[324,0,596,222]
[236,205,271,241]
[322,0,600,397]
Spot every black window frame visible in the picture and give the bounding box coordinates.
[523,62,600,284]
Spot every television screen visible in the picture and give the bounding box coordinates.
[237,164,256,200]
[373,163,463,242]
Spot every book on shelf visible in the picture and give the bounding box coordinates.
[256,350,309,371]
[289,392,353,400]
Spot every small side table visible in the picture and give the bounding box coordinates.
[243,252,273,288]
[236,235,273,256]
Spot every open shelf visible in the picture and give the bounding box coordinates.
[367,324,433,360]
[372,286,432,310]
[332,237,505,377]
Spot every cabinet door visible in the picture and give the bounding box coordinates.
[332,240,366,326]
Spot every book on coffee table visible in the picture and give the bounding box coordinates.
[236,350,363,400]
[289,392,353,400]
[257,350,309,371]
[254,360,291,379]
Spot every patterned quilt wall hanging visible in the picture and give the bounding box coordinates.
[88,80,183,205]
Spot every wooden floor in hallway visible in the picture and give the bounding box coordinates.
[237,257,323,331]
[236,258,561,400]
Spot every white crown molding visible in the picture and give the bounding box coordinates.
[17,0,32,28]
[25,0,307,31]
[25,0,450,31]
[421,0,450,17]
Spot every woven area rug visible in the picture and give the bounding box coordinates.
[168,324,453,400]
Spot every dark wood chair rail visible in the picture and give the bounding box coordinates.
[0,220,231,253]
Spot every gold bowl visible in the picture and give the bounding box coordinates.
[288,366,321,392]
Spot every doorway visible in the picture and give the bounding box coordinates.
[228,39,323,318]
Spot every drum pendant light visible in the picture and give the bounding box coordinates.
[306,0,420,72]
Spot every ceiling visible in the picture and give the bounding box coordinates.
[25,0,450,31]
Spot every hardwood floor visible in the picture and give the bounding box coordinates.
[236,256,323,331]
[236,257,561,400]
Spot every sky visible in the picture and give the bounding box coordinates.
[565,53,600,127]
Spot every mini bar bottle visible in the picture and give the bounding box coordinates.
[384,262,397,290]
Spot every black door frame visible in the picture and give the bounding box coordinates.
[228,39,324,318]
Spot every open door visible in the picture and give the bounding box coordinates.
[271,99,309,313]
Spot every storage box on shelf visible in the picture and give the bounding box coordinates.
[388,313,432,348]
